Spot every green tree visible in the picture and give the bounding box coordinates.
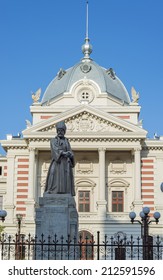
[0,225,5,234]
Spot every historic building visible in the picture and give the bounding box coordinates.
[0,34,163,239]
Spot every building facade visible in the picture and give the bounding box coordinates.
[0,38,163,239]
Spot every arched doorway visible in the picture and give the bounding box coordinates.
[78,230,94,260]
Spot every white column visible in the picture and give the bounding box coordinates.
[133,147,143,212]
[97,148,107,218]
[5,154,15,223]
[25,147,36,225]
[28,147,36,200]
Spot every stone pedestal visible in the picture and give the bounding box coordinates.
[35,193,78,259]
[36,193,78,238]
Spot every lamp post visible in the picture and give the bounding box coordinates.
[129,207,161,260]
[16,214,23,260]
[0,210,7,222]
[16,213,23,237]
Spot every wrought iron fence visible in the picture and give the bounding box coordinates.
[0,232,162,260]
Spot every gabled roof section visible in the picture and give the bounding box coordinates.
[23,105,147,140]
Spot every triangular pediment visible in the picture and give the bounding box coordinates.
[23,105,147,139]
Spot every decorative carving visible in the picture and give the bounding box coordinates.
[39,112,131,133]
[40,178,46,188]
[57,68,66,80]
[42,161,50,173]
[76,160,93,174]
[106,68,116,80]
[65,112,130,133]
[80,63,91,73]
[110,160,126,174]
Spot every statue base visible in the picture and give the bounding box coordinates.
[35,193,78,259]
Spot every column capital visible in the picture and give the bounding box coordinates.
[98,147,106,152]
[28,147,38,156]
[6,154,16,159]
[28,147,35,152]
[133,147,142,152]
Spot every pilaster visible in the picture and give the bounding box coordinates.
[25,147,36,223]
[5,154,15,223]
[97,148,107,218]
[133,147,143,213]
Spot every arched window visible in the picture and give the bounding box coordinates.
[78,230,94,260]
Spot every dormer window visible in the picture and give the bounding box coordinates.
[81,91,89,100]
[77,88,94,104]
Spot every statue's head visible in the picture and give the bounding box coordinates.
[56,121,66,138]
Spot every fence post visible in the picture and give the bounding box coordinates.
[97,231,100,260]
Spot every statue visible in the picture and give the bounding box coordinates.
[131,86,139,103]
[44,121,75,196]
[32,88,41,103]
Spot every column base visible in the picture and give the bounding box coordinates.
[132,200,143,214]
[4,204,15,223]
[97,200,107,219]
[25,199,35,223]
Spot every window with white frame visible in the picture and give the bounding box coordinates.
[0,166,2,176]
[76,179,96,213]
[107,179,130,213]
[78,191,90,212]
[112,191,124,212]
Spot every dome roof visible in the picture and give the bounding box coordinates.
[41,59,130,105]
[41,36,130,105]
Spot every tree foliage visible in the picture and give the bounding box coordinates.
[0,225,5,234]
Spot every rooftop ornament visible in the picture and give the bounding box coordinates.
[82,1,92,60]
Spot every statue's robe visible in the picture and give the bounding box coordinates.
[45,136,75,196]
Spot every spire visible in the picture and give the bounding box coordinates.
[82,0,93,60]
[86,0,89,39]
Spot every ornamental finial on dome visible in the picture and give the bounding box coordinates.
[82,0,93,60]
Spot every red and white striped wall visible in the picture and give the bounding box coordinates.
[141,158,155,214]
[16,157,29,216]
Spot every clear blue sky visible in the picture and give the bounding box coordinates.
[0,0,163,155]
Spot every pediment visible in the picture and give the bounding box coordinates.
[23,105,147,138]
[40,111,131,133]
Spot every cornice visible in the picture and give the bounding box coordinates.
[0,139,28,151]
[30,104,141,114]
[27,136,143,143]
[142,145,163,151]
[143,139,163,151]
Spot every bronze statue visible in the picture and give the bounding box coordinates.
[45,121,75,196]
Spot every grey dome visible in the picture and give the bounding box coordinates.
[41,59,130,105]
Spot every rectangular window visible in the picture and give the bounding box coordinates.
[0,196,3,210]
[0,166,2,176]
[112,191,123,212]
[78,191,90,212]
